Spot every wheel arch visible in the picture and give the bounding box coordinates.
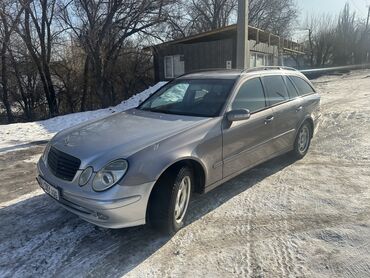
[303,117,314,138]
[145,158,206,222]
[298,116,314,138]
[156,157,206,193]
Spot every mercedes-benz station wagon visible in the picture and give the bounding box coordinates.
[37,67,321,234]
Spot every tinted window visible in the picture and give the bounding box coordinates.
[262,76,289,105]
[139,79,235,117]
[194,89,208,101]
[290,76,315,96]
[283,76,299,99]
[232,78,266,112]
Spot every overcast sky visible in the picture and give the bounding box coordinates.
[296,0,370,20]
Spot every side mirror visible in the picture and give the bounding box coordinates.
[226,109,251,122]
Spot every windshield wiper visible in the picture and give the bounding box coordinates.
[139,107,213,117]
[140,107,176,114]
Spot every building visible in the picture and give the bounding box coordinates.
[147,24,304,82]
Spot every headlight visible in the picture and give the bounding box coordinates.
[92,159,128,191]
[79,167,93,186]
[42,143,51,164]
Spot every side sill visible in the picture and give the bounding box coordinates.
[204,147,292,194]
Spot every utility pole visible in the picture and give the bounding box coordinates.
[365,6,370,63]
[236,0,249,69]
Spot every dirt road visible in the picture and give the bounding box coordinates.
[0,70,369,278]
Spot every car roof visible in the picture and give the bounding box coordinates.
[177,67,305,80]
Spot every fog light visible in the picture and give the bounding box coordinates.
[96,212,108,220]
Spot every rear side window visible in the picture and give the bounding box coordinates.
[232,78,266,112]
[261,76,289,105]
[283,76,299,99]
[290,76,315,96]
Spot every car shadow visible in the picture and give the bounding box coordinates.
[0,154,295,278]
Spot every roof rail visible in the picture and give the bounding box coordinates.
[172,66,299,80]
[242,66,299,74]
[176,68,238,79]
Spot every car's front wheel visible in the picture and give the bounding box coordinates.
[148,166,193,235]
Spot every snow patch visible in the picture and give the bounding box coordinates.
[0,82,166,153]
[0,189,44,209]
[23,154,42,164]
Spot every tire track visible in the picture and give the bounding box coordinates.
[267,167,304,278]
[326,237,370,278]
[233,179,255,277]
[283,172,305,278]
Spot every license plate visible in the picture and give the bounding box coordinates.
[38,177,60,201]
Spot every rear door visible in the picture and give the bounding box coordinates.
[222,77,276,177]
[290,75,319,114]
[261,75,303,152]
[290,75,321,130]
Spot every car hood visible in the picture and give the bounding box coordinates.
[52,109,211,168]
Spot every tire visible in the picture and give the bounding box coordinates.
[148,166,193,235]
[291,121,312,159]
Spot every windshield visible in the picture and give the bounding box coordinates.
[138,79,235,117]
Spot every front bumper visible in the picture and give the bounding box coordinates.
[37,160,156,229]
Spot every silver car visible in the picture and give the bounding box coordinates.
[37,67,321,234]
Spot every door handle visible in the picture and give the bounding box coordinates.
[296,106,303,112]
[264,115,274,124]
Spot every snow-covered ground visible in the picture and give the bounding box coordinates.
[0,70,370,278]
[0,82,166,153]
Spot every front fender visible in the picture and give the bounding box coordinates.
[121,117,223,187]
[122,139,208,187]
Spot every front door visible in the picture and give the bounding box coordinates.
[222,77,276,178]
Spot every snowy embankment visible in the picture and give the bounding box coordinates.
[0,82,166,153]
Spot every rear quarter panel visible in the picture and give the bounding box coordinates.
[291,74,321,135]
[301,92,321,134]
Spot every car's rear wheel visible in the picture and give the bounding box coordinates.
[292,121,312,159]
[148,166,193,235]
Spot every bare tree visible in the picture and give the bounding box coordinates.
[302,3,370,67]
[16,0,59,117]
[60,0,173,108]
[187,0,237,33]
[355,19,370,64]
[249,0,298,36]
[166,0,298,39]
[0,0,24,123]
[304,14,335,67]
[332,3,358,65]
[8,43,38,120]
[52,43,84,114]
[0,0,175,122]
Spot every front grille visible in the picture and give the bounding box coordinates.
[47,146,81,181]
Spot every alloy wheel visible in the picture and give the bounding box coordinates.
[174,176,191,224]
